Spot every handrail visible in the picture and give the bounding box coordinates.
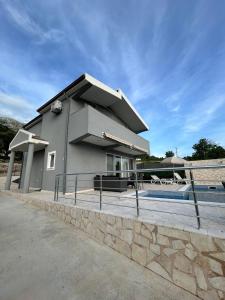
[54,164,225,231]
[55,164,225,176]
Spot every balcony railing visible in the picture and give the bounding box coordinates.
[54,164,225,232]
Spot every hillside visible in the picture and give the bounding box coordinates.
[0,117,24,132]
[0,117,23,161]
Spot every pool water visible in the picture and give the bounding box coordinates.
[188,185,225,203]
[139,185,225,203]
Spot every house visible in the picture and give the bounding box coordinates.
[5,74,150,193]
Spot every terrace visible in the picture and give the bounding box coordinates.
[1,164,225,236]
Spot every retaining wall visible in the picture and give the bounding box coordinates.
[6,192,225,300]
[185,159,225,185]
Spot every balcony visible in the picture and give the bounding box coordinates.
[68,105,149,156]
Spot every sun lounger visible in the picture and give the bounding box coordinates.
[151,175,161,184]
[174,172,188,184]
[151,175,173,184]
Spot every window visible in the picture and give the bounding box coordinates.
[47,151,56,170]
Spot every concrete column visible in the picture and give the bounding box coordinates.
[5,151,15,190]
[23,143,34,193]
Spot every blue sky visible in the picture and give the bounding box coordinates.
[0,0,225,157]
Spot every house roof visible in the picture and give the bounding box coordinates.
[26,73,149,133]
[9,129,49,152]
[23,114,42,130]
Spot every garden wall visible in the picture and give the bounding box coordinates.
[185,158,225,185]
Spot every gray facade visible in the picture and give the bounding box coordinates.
[6,73,150,193]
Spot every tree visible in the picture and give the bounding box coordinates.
[0,124,15,160]
[0,119,23,161]
[192,138,225,160]
[165,151,174,158]
[139,154,163,162]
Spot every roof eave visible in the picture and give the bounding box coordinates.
[34,73,149,133]
[23,114,42,130]
[36,74,86,113]
[117,89,149,133]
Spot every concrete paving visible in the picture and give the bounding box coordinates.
[0,194,199,300]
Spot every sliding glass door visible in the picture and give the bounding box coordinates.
[113,156,121,176]
[122,157,129,177]
[107,154,114,175]
[106,154,135,177]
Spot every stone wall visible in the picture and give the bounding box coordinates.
[185,158,225,185]
[9,193,225,300]
[0,162,21,177]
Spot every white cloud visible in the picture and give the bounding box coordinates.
[0,92,36,122]
[2,1,64,44]
[184,95,225,133]
[0,92,34,110]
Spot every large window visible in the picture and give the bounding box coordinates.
[106,154,134,177]
[47,151,56,170]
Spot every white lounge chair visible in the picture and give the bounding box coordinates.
[151,175,173,184]
[174,172,188,184]
[151,175,162,184]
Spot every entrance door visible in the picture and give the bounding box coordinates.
[30,149,45,189]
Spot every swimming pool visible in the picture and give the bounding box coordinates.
[138,185,225,203]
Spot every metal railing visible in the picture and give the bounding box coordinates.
[54,164,225,230]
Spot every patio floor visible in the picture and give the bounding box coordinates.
[61,183,225,237]
[1,175,224,238]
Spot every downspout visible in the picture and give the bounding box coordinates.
[63,93,71,194]
[62,83,92,194]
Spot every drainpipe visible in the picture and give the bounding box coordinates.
[62,93,71,194]
[61,83,92,193]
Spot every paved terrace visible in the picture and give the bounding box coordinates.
[0,194,199,300]
[1,177,224,238]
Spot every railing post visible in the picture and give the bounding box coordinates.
[135,171,139,217]
[54,176,57,201]
[74,175,78,205]
[190,170,200,229]
[56,176,59,202]
[100,174,102,210]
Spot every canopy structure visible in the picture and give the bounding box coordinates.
[5,129,49,193]
[9,129,49,152]
[161,156,186,165]
[103,132,147,155]
[160,156,186,180]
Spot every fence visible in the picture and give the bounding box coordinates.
[54,165,225,231]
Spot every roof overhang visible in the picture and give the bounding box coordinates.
[36,73,149,133]
[9,129,49,152]
[23,114,42,130]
